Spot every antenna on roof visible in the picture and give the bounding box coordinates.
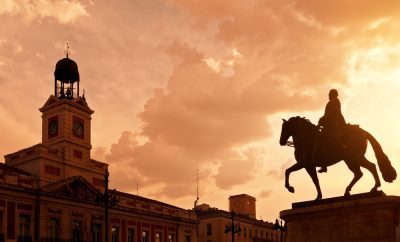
[136,182,139,196]
[194,169,199,210]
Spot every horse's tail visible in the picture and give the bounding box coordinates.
[365,131,397,182]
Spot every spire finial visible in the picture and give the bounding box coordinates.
[65,42,70,58]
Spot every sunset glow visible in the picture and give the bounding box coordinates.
[1,0,400,220]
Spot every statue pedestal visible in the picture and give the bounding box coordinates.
[280,191,400,242]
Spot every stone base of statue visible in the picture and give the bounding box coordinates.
[280,191,400,242]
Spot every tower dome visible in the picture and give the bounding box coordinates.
[53,49,81,99]
[55,57,80,84]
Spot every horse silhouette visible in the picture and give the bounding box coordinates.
[279,116,396,200]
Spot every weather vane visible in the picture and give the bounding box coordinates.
[65,42,70,58]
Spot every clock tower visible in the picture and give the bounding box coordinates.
[5,51,108,189]
[40,55,93,162]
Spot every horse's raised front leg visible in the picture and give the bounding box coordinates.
[285,163,303,193]
[305,166,322,200]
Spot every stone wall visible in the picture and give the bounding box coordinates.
[280,192,400,242]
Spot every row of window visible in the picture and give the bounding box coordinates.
[207,223,278,240]
[0,212,177,242]
[0,212,26,242]
[49,218,176,242]
[111,227,174,242]
[48,218,83,242]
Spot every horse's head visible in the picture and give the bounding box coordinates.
[280,118,293,146]
[280,116,313,146]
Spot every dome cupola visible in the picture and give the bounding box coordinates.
[54,43,81,99]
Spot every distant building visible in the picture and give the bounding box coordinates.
[229,194,256,219]
[0,55,197,242]
[196,195,283,242]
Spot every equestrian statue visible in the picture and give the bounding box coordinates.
[279,89,396,200]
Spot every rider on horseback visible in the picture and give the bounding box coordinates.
[317,89,347,173]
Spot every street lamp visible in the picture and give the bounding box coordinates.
[102,168,118,242]
[272,219,286,242]
[224,210,242,242]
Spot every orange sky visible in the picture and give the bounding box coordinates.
[1,0,400,221]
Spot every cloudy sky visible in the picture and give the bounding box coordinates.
[1,0,400,220]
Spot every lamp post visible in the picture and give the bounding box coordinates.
[103,168,118,242]
[224,211,241,242]
[272,219,286,242]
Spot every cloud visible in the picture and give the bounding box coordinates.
[259,189,273,198]
[294,0,400,26]
[0,39,23,66]
[0,0,88,23]
[104,130,202,196]
[214,149,261,189]
[0,105,38,158]
[266,159,292,180]
[101,0,368,198]
[2,0,400,207]
[214,163,253,189]
[0,0,19,15]
[104,34,323,198]
[35,0,89,23]
[169,0,400,28]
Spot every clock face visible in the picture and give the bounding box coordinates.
[48,117,58,138]
[73,119,84,138]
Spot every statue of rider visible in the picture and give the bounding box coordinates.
[317,89,347,173]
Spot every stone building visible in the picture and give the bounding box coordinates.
[196,194,282,242]
[0,55,197,242]
[229,195,256,219]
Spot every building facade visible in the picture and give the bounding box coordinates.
[229,195,256,219]
[0,56,197,242]
[196,195,283,242]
